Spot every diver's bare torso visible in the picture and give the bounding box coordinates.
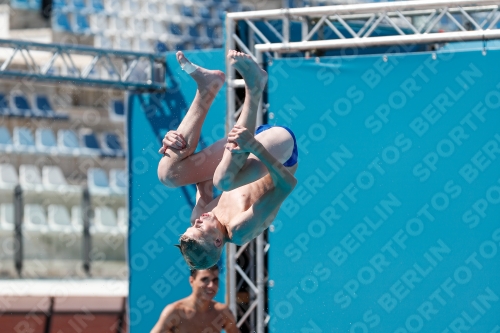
[190,126,298,244]
[194,169,297,245]
[161,300,232,333]
[200,175,273,244]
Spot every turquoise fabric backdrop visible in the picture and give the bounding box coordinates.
[267,48,500,333]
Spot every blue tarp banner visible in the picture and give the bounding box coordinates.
[267,48,500,333]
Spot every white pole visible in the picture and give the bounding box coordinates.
[255,29,500,53]
[256,234,264,333]
[227,0,500,20]
[225,14,238,319]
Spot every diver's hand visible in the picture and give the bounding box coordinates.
[226,125,257,154]
[159,130,186,154]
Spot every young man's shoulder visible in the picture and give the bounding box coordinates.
[161,299,186,316]
[212,301,235,317]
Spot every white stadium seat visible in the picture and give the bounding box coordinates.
[42,165,71,192]
[71,205,83,231]
[0,203,14,231]
[87,167,111,195]
[47,205,74,232]
[57,129,81,156]
[19,164,43,190]
[117,207,127,234]
[94,206,118,233]
[36,128,59,154]
[0,164,19,189]
[0,126,13,153]
[109,169,127,194]
[13,127,37,154]
[23,204,49,232]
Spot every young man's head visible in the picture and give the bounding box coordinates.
[176,212,225,269]
[189,265,220,301]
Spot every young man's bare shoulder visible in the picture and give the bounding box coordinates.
[213,301,234,316]
[161,299,187,316]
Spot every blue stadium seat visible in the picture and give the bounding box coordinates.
[101,132,124,157]
[206,25,219,39]
[189,25,200,38]
[28,0,42,10]
[174,43,187,51]
[170,23,183,36]
[154,41,168,53]
[52,0,66,9]
[217,9,226,20]
[36,128,58,154]
[109,99,125,121]
[57,129,81,156]
[10,0,29,9]
[87,168,110,194]
[13,127,37,153]
[11,94,33,117]
[199,7,211,20]
[109,169,127,193]
[181,5,194,17]
[52,12,72,32]
[34,94,69,119]
[90,0,104,11]
[71,0,87,10]
[80,129,101,156]
[0,93,10,116]
[74,13,91,34]
[0,127,13,153]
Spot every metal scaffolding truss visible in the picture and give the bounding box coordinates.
[224,1,500,332]
[0,39,166,91]
[227,0,500,56]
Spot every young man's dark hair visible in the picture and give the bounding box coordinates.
[190,264,219,278]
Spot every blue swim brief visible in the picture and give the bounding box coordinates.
[255,124,298,167]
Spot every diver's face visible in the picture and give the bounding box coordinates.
[184,212,221,245]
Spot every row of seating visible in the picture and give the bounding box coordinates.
[50,0,240,52]
[0,93,125,122]
[94,34,222,52]
[85,15,223,39]
[0,126,125,158]
[52,12,225,44]
[0,203,127,234]
[0,93,68,120]
[10,0,41,10]
[0,164,126,195]
[52,0,238,17]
